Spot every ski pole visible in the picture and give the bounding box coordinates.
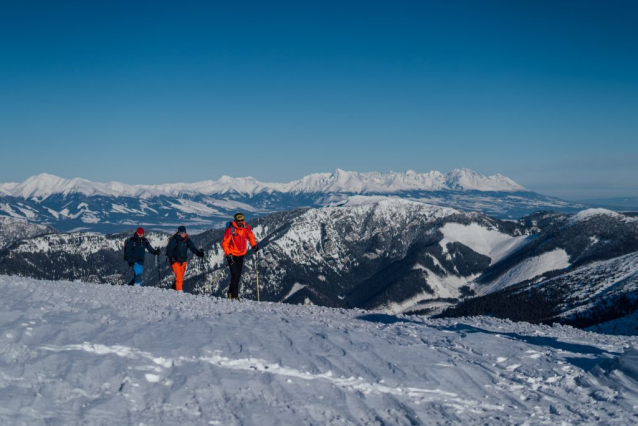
[119,265,132,286]
[253,251,260,302]
[201,252,208,274]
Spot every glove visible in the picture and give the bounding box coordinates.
[128,262,134,268]
[226,254,234,265]
[155,249,161,256]
[196,250,204,258]
[253,245,260,253]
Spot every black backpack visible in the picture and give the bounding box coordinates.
[124,236,145,260]
[165,234,186,257]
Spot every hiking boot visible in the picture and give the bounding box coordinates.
[227,292,241,302]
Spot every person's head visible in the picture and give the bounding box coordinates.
[135,227,145,238]
[234,213,245,227]
[177,226,187,236]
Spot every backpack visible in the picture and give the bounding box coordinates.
[124,236,146,260]
[165,234,188,257]
[226,222,236,235]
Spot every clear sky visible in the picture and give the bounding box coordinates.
[0,0,636,200]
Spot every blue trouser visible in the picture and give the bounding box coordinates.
[128,262,144,286]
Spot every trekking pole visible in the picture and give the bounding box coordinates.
[253,251,260,302]
[119,265,132,286]
[202,252,209,274]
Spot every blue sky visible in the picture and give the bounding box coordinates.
[0,0,636,200]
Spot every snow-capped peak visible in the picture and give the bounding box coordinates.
[0,181,18,196]
[14,173,75,200]
[445,168,526,192]
[2,169,528,200]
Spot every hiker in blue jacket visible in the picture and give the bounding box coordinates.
[124,227,160,286]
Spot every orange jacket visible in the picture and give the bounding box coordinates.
[222,221,257,256]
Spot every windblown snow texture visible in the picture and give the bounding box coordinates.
[0,276,637,425]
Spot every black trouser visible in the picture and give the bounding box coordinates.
[228,255,245,298]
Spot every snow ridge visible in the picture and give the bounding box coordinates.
[3,169,527,200]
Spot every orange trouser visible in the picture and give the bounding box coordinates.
[171,261,187,291]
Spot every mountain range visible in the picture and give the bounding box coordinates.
[0,169,585,233]
[2,200,636,331]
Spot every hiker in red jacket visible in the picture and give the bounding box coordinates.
[221,213,259,300]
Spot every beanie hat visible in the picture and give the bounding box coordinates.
[178,226,187,233]
[136,227,145,236]
[234,213,245,222]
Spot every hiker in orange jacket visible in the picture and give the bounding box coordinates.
[222,213,259,300]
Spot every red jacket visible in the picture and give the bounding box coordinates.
[222,221,257,256]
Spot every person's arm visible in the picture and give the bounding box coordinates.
[187,237,203,257]
[145,238,160,255]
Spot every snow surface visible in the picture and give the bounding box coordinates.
[481,249,571,294]
[591,311,638,336]
[439,223,530,265]
[569,208,637,224]
[1,169,528,201]
[1,276,637,425]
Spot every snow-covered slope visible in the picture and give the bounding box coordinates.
[442,251,638,330]
[474,208,638,294]
[1,275,637,425]
[480,248,571,294]
[438,222,530,265]
[591,311,638,336]
[436,209,638,327]
[202,200,531,313]
[0,216,56,250]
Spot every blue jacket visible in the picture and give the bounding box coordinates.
[124,234,157,264]
[166,234,199,263]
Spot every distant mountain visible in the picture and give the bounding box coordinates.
[0,169,585,233]
[1,169,526,199]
